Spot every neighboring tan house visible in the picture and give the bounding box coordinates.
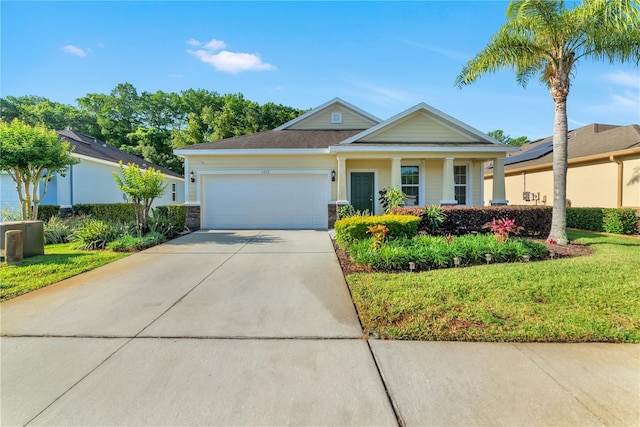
[0,130,184,218]
[174,98,518,230]
[484,123,640,208]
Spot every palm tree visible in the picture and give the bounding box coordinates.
[455,0,640,245]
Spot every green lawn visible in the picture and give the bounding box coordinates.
[346,230,640,343]
[1,243,130,301]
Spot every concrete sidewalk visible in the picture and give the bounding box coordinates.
[2,230,638,426]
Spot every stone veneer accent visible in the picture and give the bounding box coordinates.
[186,205,201,231]
[327,203,337,228]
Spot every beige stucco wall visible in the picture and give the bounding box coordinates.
[362,112,472,143]
[289,105,375,130]
[485,154,640,208]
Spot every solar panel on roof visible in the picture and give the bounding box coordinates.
[504,140,553,165]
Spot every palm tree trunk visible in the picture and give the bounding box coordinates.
[548,97,569,245]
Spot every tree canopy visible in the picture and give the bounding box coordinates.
[2,85,308,175]
[487,129,529,146]
[456,0,640,245]
[0,119,79,220]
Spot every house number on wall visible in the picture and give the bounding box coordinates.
[260,170,270,174]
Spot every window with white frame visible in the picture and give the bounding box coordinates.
[401,166,419,206]
[454,165,467,205]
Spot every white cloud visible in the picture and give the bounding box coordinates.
[603,71,640,89]
[61,45,89,57]
[97,42,105,48]
[347,78,422,106]
[401,39,470,62]
[187,38,275,74]
[590,71,640,119]
[186,38,201,46]
[203,38,227,51]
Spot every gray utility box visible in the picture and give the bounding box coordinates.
[0,221,44,258]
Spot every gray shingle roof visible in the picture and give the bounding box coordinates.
[57,130,183,178]
[180,130,363,150]
[500,124,640,171]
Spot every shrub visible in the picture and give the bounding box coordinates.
[349,234,548,271]
[483,217,524,242]
[337,204,371,219]
[107,231,166,252]
[43,216,73,244]
[379,187,406,213]
[392,205,552,237]
[71,218,134,250]
[422,205,446,235]
[566,208,604,231]
[73,204,136,224]
[368,224,389,250]
[37,205,60,221]
[334,214,420,248]
[150,205,187,238]
[603,209,638,235]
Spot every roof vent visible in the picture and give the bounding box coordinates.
[331,112,343,124]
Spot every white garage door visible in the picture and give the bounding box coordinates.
[202,173,329,229]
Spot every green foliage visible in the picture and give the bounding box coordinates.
[567,208,605,231]
[0,205,23,221]
[487,129,529,146]
[0,119,79,220]
[422,205,446,235]
[379,187,406,214]
[37,204,60,221]
[71,218,133,250]
[567,207,638,235]
[72,203,137,223]
[337,204,371,219]
[393,205,552,237]
[44,216,73,244]
[107,231,166,252]
[603,209,638,235]
[482,217,524,242]
[349,234,547,271]
[113,161,168,233]
[149,205,187,237]
[334,214,420,248]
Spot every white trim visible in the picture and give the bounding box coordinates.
[72,153,184,180]
[347,169,379,215]
[454,161,472,206]
[330,145,519,153]
[339,102,503,145]
[479,161,485,206]
[399,162,421,207]
[184,156,191,203]
[490,199,509,205]
[273,97,381,131]
[174,148,330,156]
[440,200,459,205]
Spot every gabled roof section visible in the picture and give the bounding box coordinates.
[340,103,502,145]
[57,130,183,178]
[274,97,381,131]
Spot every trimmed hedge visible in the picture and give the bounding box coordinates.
[151,205,187,237]
[37,205,60,220]
[392,205,552,237]
[334,214,420,248]
[567,207,638,235]
[73,203,136,223]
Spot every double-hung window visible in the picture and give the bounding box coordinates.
[401,166,419,206]
[454,165,467,205]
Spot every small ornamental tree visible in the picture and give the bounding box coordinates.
[113,161,167,234]
[0,119,78,220]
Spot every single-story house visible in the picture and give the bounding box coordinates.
[0,130,184,218]
[484,123,640,208]
[174,98,518,230]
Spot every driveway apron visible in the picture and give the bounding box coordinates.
[1,230,397,426]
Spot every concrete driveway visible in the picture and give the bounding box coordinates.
[2,230,639,426]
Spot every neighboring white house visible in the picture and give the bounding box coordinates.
[0,130,184,218]
[175,98,518,230]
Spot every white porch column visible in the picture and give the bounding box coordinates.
[337,156,348,203]
[391,157,402,189]
[491,157,508,205]
[440,157,457,205]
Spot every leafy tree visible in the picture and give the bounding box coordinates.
[456,0,640,245]
[0,119,79,220]
[113,161,168,234]
[487,129,529,146]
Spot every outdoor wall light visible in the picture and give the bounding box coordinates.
[190,171,195,183]
[331,170,336,182]
[485,253,493,264]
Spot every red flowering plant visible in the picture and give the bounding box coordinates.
[482,217,524,243]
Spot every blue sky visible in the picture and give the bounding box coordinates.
[2,1,639,140]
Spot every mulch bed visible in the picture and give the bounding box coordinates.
[332,238,595,276]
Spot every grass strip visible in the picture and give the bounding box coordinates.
[1,243,130,301]
[346,230,640,342]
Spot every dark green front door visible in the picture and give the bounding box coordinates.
[351,172,374,213]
